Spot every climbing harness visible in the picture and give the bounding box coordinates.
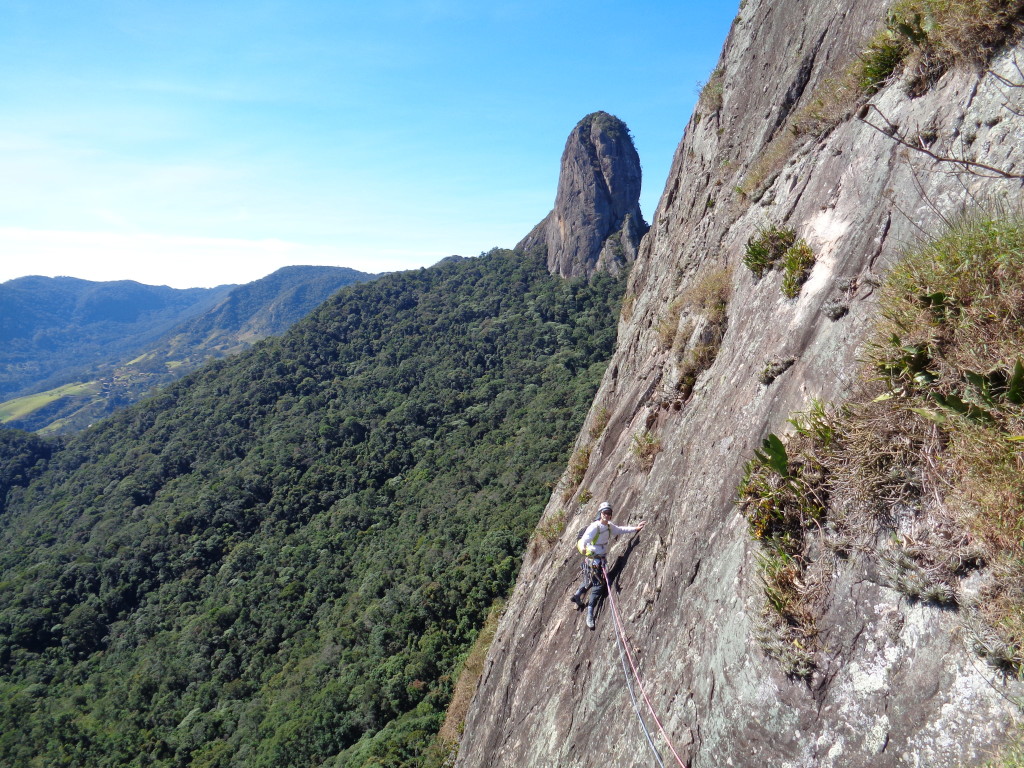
[582,556,604,582]
[603,563,689,768]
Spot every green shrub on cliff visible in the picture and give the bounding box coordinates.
[858,0,1024,94]
[743,225,797,278]
[781,240,816,298]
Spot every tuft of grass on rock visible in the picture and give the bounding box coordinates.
[858,0,1024,95]
[744,226,797,278]
[631,430,662,471]
[697,66,725,115]
[745,0,1024,199]
[562,444,593,502]
[739,211,1024,679]
[674,266,732,398]
[781,240,816,299]
[589,406,612,441]
[657,297,687,351]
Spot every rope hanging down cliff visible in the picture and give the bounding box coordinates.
[609,579,666,768]
[603,563,689,768]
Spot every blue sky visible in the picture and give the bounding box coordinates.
[0,1,737,288]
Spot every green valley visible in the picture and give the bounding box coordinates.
[1,267,377,434]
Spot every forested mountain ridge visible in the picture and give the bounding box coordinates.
[0,266,376,433]
[0,244,626,765]
[152,265,379,357]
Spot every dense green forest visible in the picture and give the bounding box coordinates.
[0,247,623,767]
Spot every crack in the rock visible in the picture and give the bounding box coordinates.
[769,28,828,141]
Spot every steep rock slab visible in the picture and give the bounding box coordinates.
[458,0,1024,766]
[519,111,648,278]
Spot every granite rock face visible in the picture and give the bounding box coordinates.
[457,0,1024,765]
[519,111,649,278]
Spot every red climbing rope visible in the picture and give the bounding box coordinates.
[603,564,689,768]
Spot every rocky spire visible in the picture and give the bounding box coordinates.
[518,111,649,278]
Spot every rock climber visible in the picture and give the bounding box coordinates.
[571,501,646,629]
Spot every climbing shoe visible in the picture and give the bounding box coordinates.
[586,607,596,630]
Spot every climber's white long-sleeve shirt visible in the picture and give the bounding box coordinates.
[577,520,640,557]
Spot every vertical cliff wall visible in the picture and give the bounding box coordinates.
[457,0,1024,765]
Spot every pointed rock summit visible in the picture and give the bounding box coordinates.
[518,111,649,278]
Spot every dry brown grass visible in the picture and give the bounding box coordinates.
[656,297,686,351]
[530,509,568,557]
[737,131,800,199]
[589,406,612,441]
[876,213,1024,378]
[742,0,1024,198]
[621,291,637,323]
[671,266,732,397]
[680,265,732,324]
[871,214,1024,610]
[791,66,867,138]
[631,430,662,471]
[561,444,593,502]
[697,66,725,114]
[888,0,1024,92]
[824,390,935,536]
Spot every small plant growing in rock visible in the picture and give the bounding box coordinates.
[964,609,1024,676]
[738,431,828,541]
[858,27,909,93]
[880,548,958,605]
[678,343,720,399]
[738,405,840,677]
[743,213,1024,681]
[562,444,592,502]
[681,266,732,326]
[621,291,637,322]
[674,266,732,399]
[656,298,686,350]
[781,240,816,298]
[855,0,1024,96]
[744,226,797,278]
[754,544,818,678]
[631,430,662,471]
[697,66,725,114]
[589,406,612,440]
[534,509,569,546]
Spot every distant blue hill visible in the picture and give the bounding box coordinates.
[0,266,378,432]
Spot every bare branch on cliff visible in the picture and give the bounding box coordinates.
[859,104,1024,180]
[986,54,1024,118]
